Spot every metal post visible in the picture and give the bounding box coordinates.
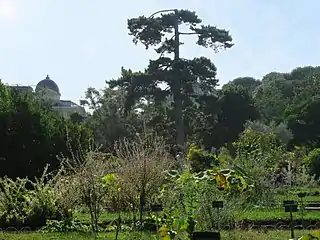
[147,9,184,148]
[298,192,306,229]
[290,210,294,239]
[217,207,220,231]
[283,200,297,240]
[212,201,224,231]
[173,9,184,148]
[151,204,163,239]
[300,196,304,228]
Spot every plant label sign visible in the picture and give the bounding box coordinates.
[212,201,223,209]
[193,232,221,240]
[283,200,298,212]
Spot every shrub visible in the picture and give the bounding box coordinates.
[59,151,116,234]
[0,167,68,229]
[156,167,251,237]
[41,219,90,233]
[187,144,218,172]
[25,176,61,227]
[217,147,233,167]
[115,134,173,226]
[273,150,317,188]
[305,148,320,178]
[230,129,285,205]
[245,120,293,145]
[0,177,30,228]
[233,128,283,166]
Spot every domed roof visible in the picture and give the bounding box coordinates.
[36,75,60,94]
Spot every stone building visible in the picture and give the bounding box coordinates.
[7,75,85,118]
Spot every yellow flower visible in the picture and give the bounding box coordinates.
[159,226,170,239]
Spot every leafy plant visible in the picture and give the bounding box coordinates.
[0,166,68,229]
[41,219,90,233]
[299,230,320,240]
[164,168,251,195]
[233,128,283,167]
[102,173,122,240]
[304,148,320,178]
[230,128,286,205]
[155,166,250,238]
[0,177,30,228]
[187,144,218,172]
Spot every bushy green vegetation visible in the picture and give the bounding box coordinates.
[1,7,320,240]
[0,83,90,179]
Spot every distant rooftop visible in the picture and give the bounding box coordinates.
[7,85,33,92]
[53,100,82,108]
[36,75,60,95]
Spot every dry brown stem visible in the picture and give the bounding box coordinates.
[114,133,173,224]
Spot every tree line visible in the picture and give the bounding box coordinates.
[86,9,320,154]
[0,83,90,179]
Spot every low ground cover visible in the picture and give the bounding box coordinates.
[0,230,314,240]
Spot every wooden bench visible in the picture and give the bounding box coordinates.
[297,192,320,211]
[304,202,320,211]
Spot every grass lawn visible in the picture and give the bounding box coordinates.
[74,188,320,224]
[0,232,98,240]
[74,207,320,224]
[239,208,320,221]
[275,187,320,201]
[224,230,313,239]
[0,232,152,240]
[0,230,315,240]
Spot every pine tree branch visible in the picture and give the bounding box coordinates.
[179,32,198,35]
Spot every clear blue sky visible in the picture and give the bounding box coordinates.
[1,0,320,103]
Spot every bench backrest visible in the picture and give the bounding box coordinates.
[306,202,320,208]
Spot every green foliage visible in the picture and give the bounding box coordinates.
[226,77,261,95]
[300,230,320,239]
[231,128,287,205]
[233,128,283,166]
[102,173,123,212]
[166,168,250,194]
[245,120,293,146]
[0,170,70,228]
[286,96,320,148]
[42,219,90,233]
[0,81,91,179]
[110,9,234,146]
[217,84,259,146]
[305,148,320,179]
[127,9,233,51]
[0,177,30,227]
[84,86,143,152]
[186,144,218,172]
[154,167,249,237]
[102,173,119,187]
[253,66,320,148]
[254,73,291,123]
